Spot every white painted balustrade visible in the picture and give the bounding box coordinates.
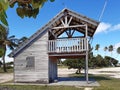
[48,38,87,53]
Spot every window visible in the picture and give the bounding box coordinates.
[26,56,35,68]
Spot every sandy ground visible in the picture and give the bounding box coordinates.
[0,67,120,83]
[0,73,13,83]
[58,67,120,78]
[88,67,120,78]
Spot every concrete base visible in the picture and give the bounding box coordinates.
[49,77,100,86]
[6,77,100,87]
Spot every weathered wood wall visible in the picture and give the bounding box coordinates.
[14,32,49,83]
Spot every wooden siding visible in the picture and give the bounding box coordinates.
[14,32,49,83]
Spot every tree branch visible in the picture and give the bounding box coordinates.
[9,0,31,5]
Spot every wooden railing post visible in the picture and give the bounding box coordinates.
[48,37,87,53]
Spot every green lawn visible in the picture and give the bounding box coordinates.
[93,75,120,90]
[0,70,120,90]
[70,74,120,90]
[0,67,13,73]
[0,85,84,90]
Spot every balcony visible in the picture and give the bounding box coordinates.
[48,38,87,55]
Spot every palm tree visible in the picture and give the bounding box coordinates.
[0,24,18,72]
[104,46,108,56]
[108,45,113,55]
[108,45,114,66]
[18,36,28,44]
[117,47,120,57]
[95,44,100,55]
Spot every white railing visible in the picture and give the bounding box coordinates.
[48,38,87,53]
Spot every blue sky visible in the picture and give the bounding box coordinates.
[3,0,120,62]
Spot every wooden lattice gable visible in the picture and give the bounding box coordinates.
[49,9,99,39]
[9,8,99,57]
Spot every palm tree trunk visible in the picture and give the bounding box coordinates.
[2,47,7,72]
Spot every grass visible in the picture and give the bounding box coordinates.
[0,85,84,90]
[0,67,13,73]
[1,75,120,90]
[1,68,120,90]
[64,73,120,90]
[93,75,120,90]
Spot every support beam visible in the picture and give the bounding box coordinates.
[60,19,65,26]
[65,16,68,26]
[49,29,57,39]
[85,24,89,83]
[71,30,75,37]
[65,30,69,37]
[60,16,73,28]
[68,17,73,25]
[52,24,86,29]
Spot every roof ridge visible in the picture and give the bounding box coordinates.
[8,8,99,57]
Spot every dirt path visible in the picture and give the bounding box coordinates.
[58,68,77,77]
[0,73,13,83]
[88,67,120,78]
[58,67,120,79]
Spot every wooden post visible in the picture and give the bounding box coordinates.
[85,24,89,83]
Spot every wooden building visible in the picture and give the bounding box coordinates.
[9,9,99,83]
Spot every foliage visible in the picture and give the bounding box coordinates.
[104,46,108,52]
[63,54,119,72]
[90,55,118,67]
[117,47,120,55]
[108,45,113,52]
[0,67,13,73]
[63,58,85,74]
[0,48,4,57]
[18,36,28,44]
[0,61,2,67]
[0,0,55,26]
[6,61,14,69]
[0,0,9,26]
[0,24,18,72]
[95,44,100,51]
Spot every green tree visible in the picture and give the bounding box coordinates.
[104,46,108,56]
[63,58,85,74]
[108,45,114,66]
[117,47,120,56]
[108,45,113,55]
[18,36,28,44]
[0,0,55,26]
[105,56,118,67]
[95,44,100,55]
[0,60,2,67]
[0,25,18,72]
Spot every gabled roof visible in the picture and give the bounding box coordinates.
[9,8,99,57]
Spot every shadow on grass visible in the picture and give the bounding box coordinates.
[64,73,111,82]
[91,75,111,81]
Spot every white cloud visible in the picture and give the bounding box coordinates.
[114,42,120,49]
[111,24,120,31]
[95,22,120,34]
[95,22,111,34]
[0,56,13,63]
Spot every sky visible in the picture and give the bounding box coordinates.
[1,0,120,62]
